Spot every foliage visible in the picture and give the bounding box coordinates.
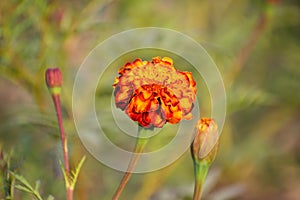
[10,172,54,200]
[0,0,300,199]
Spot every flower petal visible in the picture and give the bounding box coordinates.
[113,57,197,128]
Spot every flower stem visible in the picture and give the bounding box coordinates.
[192,162,210,200]
[112,126,150,200]
[52,94,72,200]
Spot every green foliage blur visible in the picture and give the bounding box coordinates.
[1,0,300,199]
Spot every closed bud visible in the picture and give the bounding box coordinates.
[45,68,62,95]
[191,118,219,164]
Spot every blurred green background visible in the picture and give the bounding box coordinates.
[1,0,300,199]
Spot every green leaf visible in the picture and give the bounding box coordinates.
[59,156,86,190]
[10,172,44,200]
[35,180,41,192]
[59,160,70,188]
[10,172,34,191]
[15,184,32,193]
[70,156,86,189]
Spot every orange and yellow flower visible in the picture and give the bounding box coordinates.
[113,57,197,128]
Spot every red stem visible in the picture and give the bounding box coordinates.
[52,94,72,200]
[227,14,268,87]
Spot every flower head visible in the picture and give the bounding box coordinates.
[113,57,197,128]
[191,118,219,164]
[45,68,62,95]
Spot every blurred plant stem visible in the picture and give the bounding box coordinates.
[0,149,15,199]
[112,126,150,200]
[226,5,271,88]
[2,48,48,112]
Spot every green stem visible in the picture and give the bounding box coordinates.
[112,126,151,200]
[193,161,210,200]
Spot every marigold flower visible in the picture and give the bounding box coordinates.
[113,57,197,128]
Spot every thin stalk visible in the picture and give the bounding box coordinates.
[52,94,72,200]
[192,162,209,200]
[112,126,150,200]
[227,13,268,87]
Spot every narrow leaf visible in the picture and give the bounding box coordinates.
[15,185,32,193]
[35,180,41,191]
[70,156,86,189]
[10,172,34,191]
[10,172,43,200]
[59,160,70,188]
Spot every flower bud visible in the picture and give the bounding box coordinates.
[45,68,62,95]
[191,118,219,165]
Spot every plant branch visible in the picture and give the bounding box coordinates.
[52,94,72,200]
[112,126,150,200]
[227,13,268,87]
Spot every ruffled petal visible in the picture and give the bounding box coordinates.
[113,57,197,128]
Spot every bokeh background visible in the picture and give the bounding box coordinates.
[1,0,300,199]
